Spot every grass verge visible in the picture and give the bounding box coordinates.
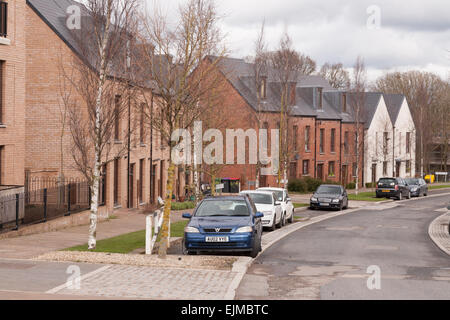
[429,184,450,190]
[64,220,189,254]
[293,203,309,208]
[347,192,387,202]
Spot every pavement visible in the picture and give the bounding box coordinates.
[0,190,448,300]
[0,208,185,260]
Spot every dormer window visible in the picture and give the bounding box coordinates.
[318,87,323,110]
[289,82,296,106]
[0,2,7,38]
[342,92,347,113]
[260,77,267,99]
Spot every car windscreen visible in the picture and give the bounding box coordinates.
[246,193,272,205]
[195,200,250,217]
[405,178,419,185]
[378,178,396,187]
[262,189,283,201]
[316,186,341,195]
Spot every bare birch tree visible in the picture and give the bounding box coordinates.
[61,0,140,249]
[349,56,367,195]
[138,0,227,258]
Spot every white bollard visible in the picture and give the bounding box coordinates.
[145,214,152,255]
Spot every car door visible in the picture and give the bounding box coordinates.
[284,190,294,218]
[399,178,408,196]
[342,187,348,207]
[249,199,262,238]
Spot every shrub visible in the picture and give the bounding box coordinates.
[171,201,196,211]
[287,178,307,193]
[346,182,356,190]
[365,182,376,188]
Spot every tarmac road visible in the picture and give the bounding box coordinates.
[236,190,450,300]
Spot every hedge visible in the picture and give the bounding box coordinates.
[288,177,340,193]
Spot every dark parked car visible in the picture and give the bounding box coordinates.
[405,178,428,197]
[310,184,348,210]
[376,177,411,200]
[182,195,263,257]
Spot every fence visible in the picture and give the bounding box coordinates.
[0,178,105,234]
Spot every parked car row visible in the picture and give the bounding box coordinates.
[375,177,428,200]
[181,187,295,258]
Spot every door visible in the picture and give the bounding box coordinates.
[371,164,377,184]
[342,165,348,186]
[317,164,324,181]
[396,162,401,178]
[129,163,135,208]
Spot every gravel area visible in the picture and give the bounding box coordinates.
[34,251,237,270]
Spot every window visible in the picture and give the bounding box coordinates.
[383,132,389,155]
[330,128,336,153]
[375,132,378,155]
[140,103,145,144]
[114,95,121,141]
[344,131,349,155]
[319,128,324,153]
[352,162,357,177]
[383,161,388,176]
[0,2,7,38]
[354,132,358,154]
[406,132,411,154]
[328,161,335,177]
[303,160,309,175]
[0,60,3,124]
[406,160,411,174]
[293,125,298,151]
[305,126,311,152]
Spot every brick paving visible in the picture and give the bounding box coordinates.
[429,212,450,255]
[56,264,237,300]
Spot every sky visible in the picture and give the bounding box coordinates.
[145,0,450,84]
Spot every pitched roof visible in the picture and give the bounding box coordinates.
[345,92,383,129]
[383,93,405,124]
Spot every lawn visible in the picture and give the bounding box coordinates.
[64,220,189,254]
[293,203,309,208]
[429,184,450,190]
[347,192,387,202]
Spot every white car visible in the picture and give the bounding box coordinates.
[240,190,282,231]
[257,187,294,225]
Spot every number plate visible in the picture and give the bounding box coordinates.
[382,190,390,193]
[319,203,330,207]
[205,236,229,243]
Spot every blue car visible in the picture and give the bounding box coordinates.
[182,195,264,257]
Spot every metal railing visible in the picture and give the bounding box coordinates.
[0,179,105,234]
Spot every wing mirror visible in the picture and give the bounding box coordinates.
[286,197,291,202]
[275,201,281,206]
[255,212,264,218]
[182,213,192,219]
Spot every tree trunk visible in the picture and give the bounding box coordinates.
[158,161,175,258]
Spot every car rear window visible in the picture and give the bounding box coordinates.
[195,200,250,217]
[405,178,419,185]
[378,178,396,186]
[246,193,272,205]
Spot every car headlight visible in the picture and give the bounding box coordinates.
[332,199,340,203]
[311,197,318,202]
[236,226,253,233]
[184,226,200,233]
[411,187,418,191]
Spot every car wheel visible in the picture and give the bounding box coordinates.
[424,192,428,196]
[276,214,283,228]
[407,191,411,199]
[249,239,260,258]
[288,211,294,223]
[281,212,286,226]
[270,219,276,231]
[398,192,402,201]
